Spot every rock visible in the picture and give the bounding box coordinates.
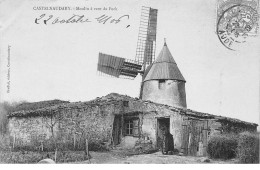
[201,158,210,163]
[38,158,56,164]
[134,145,142,149]
[178,152,184,156]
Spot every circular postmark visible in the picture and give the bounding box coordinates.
[217,4,259,50]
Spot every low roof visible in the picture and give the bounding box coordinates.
[8,93,258,127]
[9,100,69,113]
[144,43,185,82]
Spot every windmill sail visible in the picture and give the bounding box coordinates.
[97,6,158,81]
[135,6,158,66]
[97,53,124,77]
[97,53,142,79]
[135,7,158,98]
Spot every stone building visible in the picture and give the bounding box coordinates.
[8,93,257,156]
[7,43,258,156]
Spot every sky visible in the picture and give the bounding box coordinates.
[0,0,259,125]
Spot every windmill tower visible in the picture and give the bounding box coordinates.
[141,40,187,108]
[97,7,187,109]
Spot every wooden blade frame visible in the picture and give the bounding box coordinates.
[97,53,142,79]
[135,7,158,67]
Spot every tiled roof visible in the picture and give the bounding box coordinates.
[144,43,185,82]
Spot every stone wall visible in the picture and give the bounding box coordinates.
[8,103,120,150]
[8,97,185,150]
[9,116,54,145]
[57,105,115,147]
[217,120,257,133]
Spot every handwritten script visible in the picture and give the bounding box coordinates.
[35,14,130,27]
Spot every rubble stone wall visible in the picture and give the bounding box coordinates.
[8,104,118,148]
[9,116,54,145]
[8,98,185,150]
[7,95,257,152]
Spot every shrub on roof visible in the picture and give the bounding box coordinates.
[207,133,238,160]
[237,131,259,164]
[11,100,69,112]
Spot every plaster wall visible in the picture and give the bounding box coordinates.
[120,136,139,148]
[170,113,183,150]
[142,80,187,108]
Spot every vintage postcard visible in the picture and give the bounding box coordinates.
[0,0,259,164]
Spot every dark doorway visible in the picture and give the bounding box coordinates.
[112,115,122,145]
[157,118,170,148]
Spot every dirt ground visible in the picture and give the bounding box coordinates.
[75,150,237,164]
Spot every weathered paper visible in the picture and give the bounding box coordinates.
[0,0,259,164]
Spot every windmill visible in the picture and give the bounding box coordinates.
[97,6,158,98]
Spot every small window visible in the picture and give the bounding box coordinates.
[123,101,129,107]
[158,79,166,89]
[125,119,139,136]
[207,131,211,138]
[126,120,133,135]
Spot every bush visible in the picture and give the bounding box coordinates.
[0,151,42,163]
[1,101,27,135]
[0,135,11,151]
[207,133,238,159]
[88,142,109,152]
[237,131,259,164]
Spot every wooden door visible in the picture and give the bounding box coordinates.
[181,124,189,155]
[156,118,170,148]
[112,115,121,145]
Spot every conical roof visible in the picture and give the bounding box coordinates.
[143,42,185,82]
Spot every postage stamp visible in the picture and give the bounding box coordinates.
[216,0,259,50]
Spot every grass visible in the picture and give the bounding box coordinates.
[0,150,88,163]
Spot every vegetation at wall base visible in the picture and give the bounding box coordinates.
[0,150,88,163]
[0,134,106,163]
[237,131,259,164]
[207,133,238,160]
